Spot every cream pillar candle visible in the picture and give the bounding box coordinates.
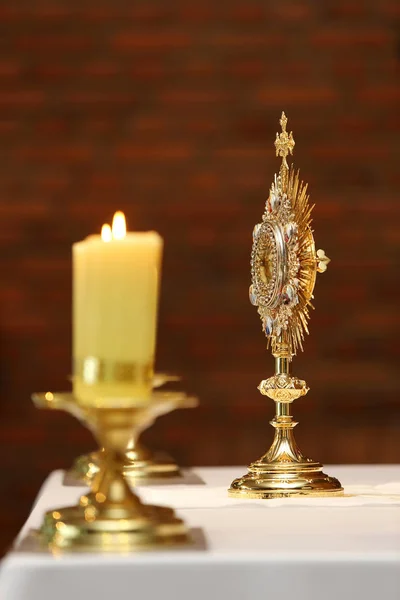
[73,212,163,407]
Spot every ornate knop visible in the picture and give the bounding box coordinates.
[258,374,309,402]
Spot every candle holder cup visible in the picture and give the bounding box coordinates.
[61,374,198,484]
[32,392,191,551]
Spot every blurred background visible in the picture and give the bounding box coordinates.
[0,1,399,555]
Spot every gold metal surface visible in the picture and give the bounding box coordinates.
[74,357,154,384]
[70,389,197,483]
[33,392,191,551]
[230,113,343,499]
[274,111,295,169]
[34,374,198,484]
[71,446,181,483]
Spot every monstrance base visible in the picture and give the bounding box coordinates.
[39,503,190,551]
[229,461,343,499]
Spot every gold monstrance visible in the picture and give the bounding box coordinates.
[229,113,343,498]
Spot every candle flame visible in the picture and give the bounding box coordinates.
[101,224,112,242]
[112,211,126,240]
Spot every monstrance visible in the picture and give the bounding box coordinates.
[229,113,343,498]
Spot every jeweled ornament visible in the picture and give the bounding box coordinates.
[269,192,281,212]
[263,316,274,336]
[229,113,343,499]
[284,222,298,243]
[253,224,261,241]
[281,284,296,306]
[249,285,258,306]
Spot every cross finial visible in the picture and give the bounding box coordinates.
[274,112,295,170]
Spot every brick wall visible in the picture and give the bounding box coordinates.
[0,1,399,553]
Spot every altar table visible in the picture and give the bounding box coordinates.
[0,465,399,600]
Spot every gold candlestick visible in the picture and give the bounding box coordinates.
[33,392,191,551]
[229,113,343,499]
[51,374,197,484]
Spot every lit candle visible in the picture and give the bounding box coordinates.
[73,212,163,407]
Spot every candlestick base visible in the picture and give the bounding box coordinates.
[34,374,197,485]
[124,448,181,480]
[70,446,181,484]
[33,393,192,551]
[40,497,187,552]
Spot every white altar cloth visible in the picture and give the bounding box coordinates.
[1,465,399,600]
